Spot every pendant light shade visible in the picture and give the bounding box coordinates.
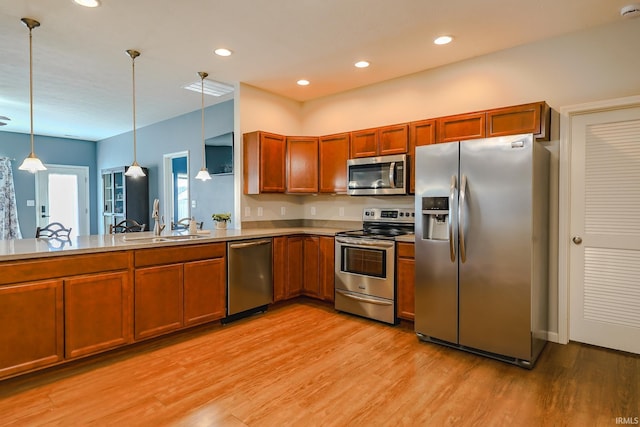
[18,18,47,174]
[124,49,146,178]
[195,71,212,181]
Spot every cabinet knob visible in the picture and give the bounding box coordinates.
[572,236,582,245]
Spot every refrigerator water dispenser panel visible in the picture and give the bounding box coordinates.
[421,197,449,241]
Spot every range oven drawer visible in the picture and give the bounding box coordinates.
[335,289,396,325]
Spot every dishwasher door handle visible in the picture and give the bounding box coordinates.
[228,239,272,249]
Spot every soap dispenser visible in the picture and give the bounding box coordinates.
[188,217,197,234]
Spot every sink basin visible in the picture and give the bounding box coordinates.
[122,234,207,244]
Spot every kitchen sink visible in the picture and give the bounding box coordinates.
[122,234,207,243]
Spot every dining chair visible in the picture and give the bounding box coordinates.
[109,219,146,233]
[35,222,72,239]
[171,218,203,230]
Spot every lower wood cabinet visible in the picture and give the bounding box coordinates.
[0,280,63,378]
[273,235,334,303]
[396,242,415,321]
[134,243,227,341]
[64,271,132,359]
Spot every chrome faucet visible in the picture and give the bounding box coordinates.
[152,198,165,235]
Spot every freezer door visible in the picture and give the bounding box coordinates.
[414,142,459,344]
[458,135,533,359]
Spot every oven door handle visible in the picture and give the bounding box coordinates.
[335,237,395,248]
[336,290,393,306]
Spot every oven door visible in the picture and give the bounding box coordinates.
[334,237,394,300]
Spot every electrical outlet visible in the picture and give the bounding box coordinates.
[281,207,286,216]
[310,206,316,216]
[191,200,197,208]
[27,200,35,207]
[245,207,251,217]
[339,207,344,217]
[257,207,263,217]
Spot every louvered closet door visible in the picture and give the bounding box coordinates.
[569,106,640,354]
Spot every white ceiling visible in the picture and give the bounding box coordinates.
[0,0,635,141]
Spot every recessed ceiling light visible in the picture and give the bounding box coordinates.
[297,79,310,86]
[73,0,101,7]
[355,61,370,68]
[434,35,453,45]
[214,48,233,57]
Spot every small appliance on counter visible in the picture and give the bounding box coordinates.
[334,207,414,324]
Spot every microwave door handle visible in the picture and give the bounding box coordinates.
[388,162,396,188]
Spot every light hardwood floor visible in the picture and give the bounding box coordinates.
[0,299,638,426]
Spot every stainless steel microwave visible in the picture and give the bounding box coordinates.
[347,154,407,196]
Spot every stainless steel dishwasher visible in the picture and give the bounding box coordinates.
[225,238,273,321]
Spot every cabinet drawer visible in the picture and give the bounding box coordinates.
[397,242,415,258]
[134,243,225,267]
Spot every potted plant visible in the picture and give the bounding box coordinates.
[212,213,231,229]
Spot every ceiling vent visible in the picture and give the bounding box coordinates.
[620,4,640,18]
[0,116,10,126]
[183,78,234,97]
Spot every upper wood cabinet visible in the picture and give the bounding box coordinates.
[286,136,319,193]
[243,131,286,194]
[437,112,486,143]
[350,124,408,158]
[409,119,436,194]
[486,101,550,140]
[319,133,349,193]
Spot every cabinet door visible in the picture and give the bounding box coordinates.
[319,236,335,302]
[303,236,321,297]
[0,280,63,379]
[350,128,378,158]
[409,119,436,194]
[396,243,415,321]
[486,101,550,140]
[287,136,319,193]
[437,112,486,143]
[272,236,287,302]
[184,258,226,326]
[260,132,286,193]
[287,236,304,297]
[319,133,349,193]
[134,264,183,340]
[64,272,132,359]
[379,124,409,155]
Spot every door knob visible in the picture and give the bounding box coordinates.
[572,236,582,245]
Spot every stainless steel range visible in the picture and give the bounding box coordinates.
[335,207,415,324]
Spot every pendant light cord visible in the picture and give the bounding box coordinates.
[201,74,205,167]
[28,24,35,154]
[131,53,137,163]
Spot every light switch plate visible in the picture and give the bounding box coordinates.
[27,200,35,207]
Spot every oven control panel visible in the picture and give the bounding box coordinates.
[362,208,415,223]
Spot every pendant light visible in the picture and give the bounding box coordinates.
[18,18,46,173]
[194,71,212,181]
[124,49,146,178]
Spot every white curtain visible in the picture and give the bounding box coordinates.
[0,157,22,239]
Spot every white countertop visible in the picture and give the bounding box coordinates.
[0,227,346,262]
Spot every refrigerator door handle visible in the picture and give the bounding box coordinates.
[459,174,467,263]
[449,175,457,262]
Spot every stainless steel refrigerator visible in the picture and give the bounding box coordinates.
[414,134,550,368]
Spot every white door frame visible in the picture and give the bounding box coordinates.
[558,94,640,345]
[35,164,90,236]
[162,150,190,228]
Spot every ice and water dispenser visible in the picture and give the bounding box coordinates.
[421,197,449,241]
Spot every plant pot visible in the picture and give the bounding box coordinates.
[214,221,228,230]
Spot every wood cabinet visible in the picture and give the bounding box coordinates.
[243,131,286,194]
[0,280,63,378]
[437,112,486,143]
[486,101,550,140]
[64,271,132,359]
[319,133,349,193]
[396,242,415,321]
[102,166,149,233]
[409,119,437,194]
[134,243,226,340]
[273,235,334,302]
[350,124,408,158]
[286,136,319,193]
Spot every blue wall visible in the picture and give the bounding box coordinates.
[97,99,234,232]
[0,131,98,237]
